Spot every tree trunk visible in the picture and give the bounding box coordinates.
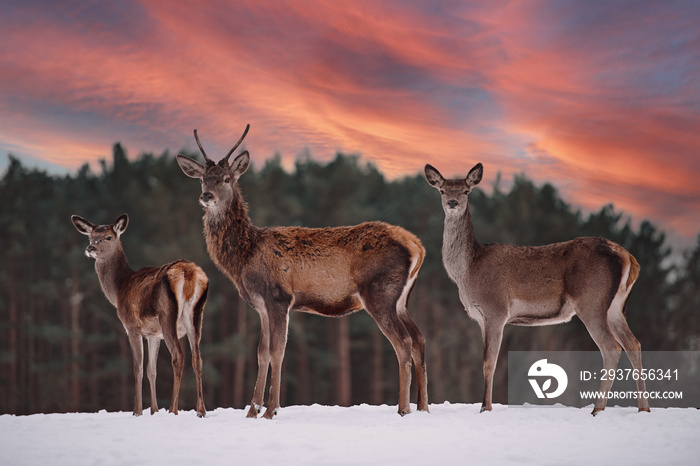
[428,283,444,402]
[337,318,351,406]
[89,303,99,411]
[233,297,248,408]
[7,282,18,414]
[293,313,311,405]
[70,276,82,412]
[371,328,384,405]
[119,336,129,411]
[218,291,232,408]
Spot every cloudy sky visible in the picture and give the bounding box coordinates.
[1,1,698,247]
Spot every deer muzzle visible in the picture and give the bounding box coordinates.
[200,192,214,205]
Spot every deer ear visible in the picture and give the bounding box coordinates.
[230,150,250,178]
[424,164,445,189]
[177,154,205,179]
[466,163,483,188]
[113,214,129,236]
[71,215,95,235]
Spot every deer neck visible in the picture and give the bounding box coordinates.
[442,202,479,284]
[94,247,133,308]
[203,188,259,279]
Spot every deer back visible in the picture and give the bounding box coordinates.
[236,221,423,315]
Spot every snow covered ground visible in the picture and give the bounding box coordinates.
[2,403,698,465]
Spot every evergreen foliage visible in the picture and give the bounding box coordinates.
[0,148,696,414]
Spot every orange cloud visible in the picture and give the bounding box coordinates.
[1,0,698,244]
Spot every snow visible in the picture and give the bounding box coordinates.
[1,403,698,465]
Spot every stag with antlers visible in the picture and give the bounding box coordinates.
[177,125,428,418]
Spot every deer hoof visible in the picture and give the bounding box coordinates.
[262,408,278,419]
[246,404,260,418]
[197,410,206,418]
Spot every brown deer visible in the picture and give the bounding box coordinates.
[71,214,209,417]
[424,163,650,415]
[176,124,428,419]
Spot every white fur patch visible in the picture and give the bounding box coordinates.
[397,253,420,314]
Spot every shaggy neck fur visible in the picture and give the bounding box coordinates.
[203,187,260,281]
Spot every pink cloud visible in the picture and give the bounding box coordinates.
[1,0,698,243]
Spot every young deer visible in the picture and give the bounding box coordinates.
[71,214,209,417]
[424,163,650,415]
[176,125,428,419]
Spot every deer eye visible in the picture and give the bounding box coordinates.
[463,190,470,195]
[439,190,445,195]
[106,236,113,241]
[224,177,231,184]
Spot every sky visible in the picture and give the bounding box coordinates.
[1,0,699,249]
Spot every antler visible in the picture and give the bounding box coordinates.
[193,129,213,163]
[220,124,250,166]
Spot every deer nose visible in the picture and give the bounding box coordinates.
[86,245,96,253]
[447,200,458,209]
[201,192,214,203]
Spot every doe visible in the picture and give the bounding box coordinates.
[424,163,650,415]
[72,214,209,417]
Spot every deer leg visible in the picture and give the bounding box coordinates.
[247,307,270,418]
[186,295,207,418]
[161,324,185,415]
[480,320,505,413]
[384,320,413,416]
[127,332,144,416]
[579,312,622,415]
[146,336,160,415]
[262,306,289,420]
[594,347,621,416]
[608,309,650,412]
[362,292,413,416]
[399,312,429,412]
